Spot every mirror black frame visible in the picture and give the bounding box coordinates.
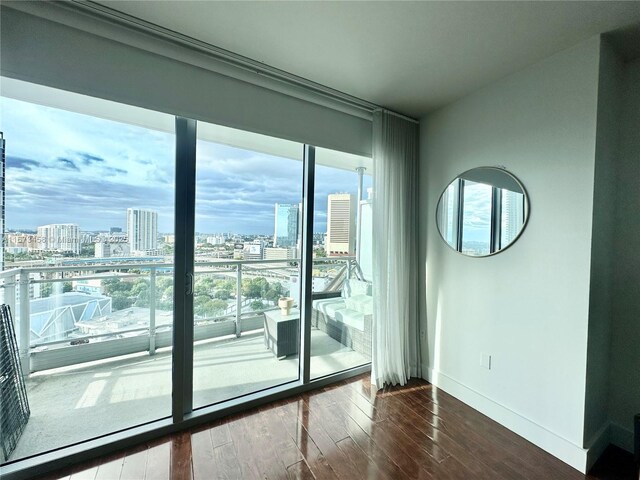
[436,167,530,257]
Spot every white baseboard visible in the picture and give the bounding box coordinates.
[423,367,590,473]
[610,422,634,453]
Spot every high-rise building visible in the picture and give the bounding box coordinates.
[325,193,356,256]
[0,133,5,270]
[95,241,130,258]
[36,224,80,254]
[244,239,266,260]
[264,246,298,260]
[273,203,300,248]
[501,190,525,246]
[126,208,158,254]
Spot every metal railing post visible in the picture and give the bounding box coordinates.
[19,270,30,374]
[149,268,156,355]
[235,263,242,337]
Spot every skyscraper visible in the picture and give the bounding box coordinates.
[126,208,158,254]
[325,193,356,256]
[501,189,525,247]
[36,224,80,254]
[273,203,300,248]
[0,133,5,270]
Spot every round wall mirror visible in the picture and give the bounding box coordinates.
[436,167,529,257]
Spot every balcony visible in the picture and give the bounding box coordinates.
[0,258,371,462]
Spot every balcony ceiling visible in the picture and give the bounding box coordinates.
[96,1,640,118]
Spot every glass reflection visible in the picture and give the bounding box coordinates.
[436,167,528,257]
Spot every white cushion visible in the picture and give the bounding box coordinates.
[312,298,347,318]
[344,294,373,315]
[342,279,371,298]
[335,309,365,331]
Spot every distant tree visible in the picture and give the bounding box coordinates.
[130,279,149,296]
[250,300,265,312]
[209,299,227,314]
[264,282,285,303]
[102,278,132,295]
[80,244,95,257]
[215,279,236,294]
[134,289,150,308]
[41,283,52,298]
[194,276,215,297]
[242,277,270,299]
[156,278,174,310]
[112,295,134,311]
[194,296,228,318]
[214,289,231,300]
[62,282,73,293]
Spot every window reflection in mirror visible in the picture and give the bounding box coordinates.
[437,180,460,247]
[436,167,529,257]
[461,180,492,256]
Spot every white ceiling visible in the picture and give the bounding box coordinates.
[96,1,640,118]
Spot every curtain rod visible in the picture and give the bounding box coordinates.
[375,109,420,125]
[64,0,418,124]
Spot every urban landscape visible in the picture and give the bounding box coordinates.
[0,91,375,463]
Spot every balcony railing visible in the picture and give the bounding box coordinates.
[0,256,362,375]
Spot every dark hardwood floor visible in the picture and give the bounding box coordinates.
[34,374,638,480]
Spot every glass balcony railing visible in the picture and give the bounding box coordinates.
[0,257,363,375]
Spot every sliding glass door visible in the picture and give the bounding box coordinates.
[0,81,176,461]
[310,147,373,379]
[191,121,304,409]
[0,77,372,471]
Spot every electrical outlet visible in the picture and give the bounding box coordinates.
[481,353,492,370]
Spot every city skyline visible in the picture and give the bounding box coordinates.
[0,96,372,234]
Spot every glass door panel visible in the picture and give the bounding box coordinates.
[0,81,175,462]
[192,121,303,409]
[310,147,373,380]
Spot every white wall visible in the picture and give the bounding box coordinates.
[608,55,640,452]
[583,39,623,461]
[418,37,602,471]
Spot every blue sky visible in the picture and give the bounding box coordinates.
[462,181,492,243]
[0,97,370,234]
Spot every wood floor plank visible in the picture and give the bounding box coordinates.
[286,460,315,480]
[226,416,263,480]
[273,400,340,480]
[119,449,148,480]
[302,390,436,479]
[94,457,125,480]
[258,404,304,469]
[403,386,574,479]
[209,421,232,449]
[281,398,361,480]
[389,393,516,480]
[170,432,193,480]
[211,442,243,479]
[335,436,391,480]
[144,442,170,480]
[29,373,634,480]
[191,429,215,480]
[241,408,290,479]
[68,466,98,480]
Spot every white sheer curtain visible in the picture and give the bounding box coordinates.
[371,110,421,389]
